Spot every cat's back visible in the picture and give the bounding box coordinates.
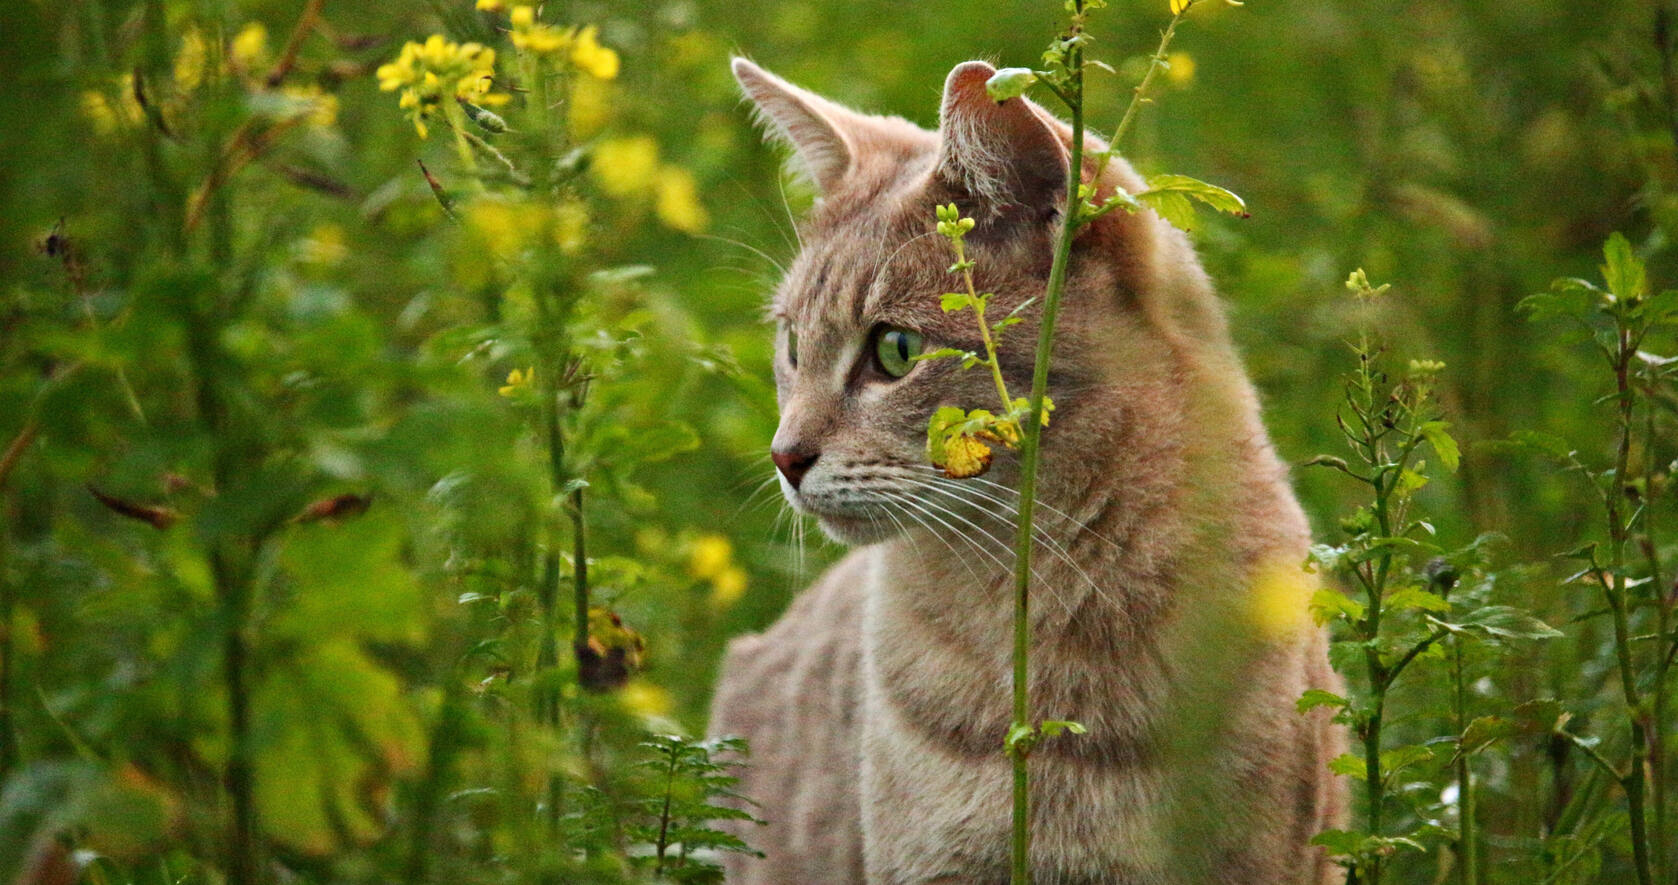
[709,548,872,883]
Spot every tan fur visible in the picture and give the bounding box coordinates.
[711,58,1347,884]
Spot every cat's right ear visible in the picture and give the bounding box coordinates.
[732,58,856,193]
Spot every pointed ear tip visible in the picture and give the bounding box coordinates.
[731,56,773,91]
[943,60,998,94]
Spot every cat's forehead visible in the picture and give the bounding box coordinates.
[775,192,948,330]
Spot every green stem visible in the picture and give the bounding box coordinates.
[0,501,14,782]
[952,238,1016,418]
[1454,637,1478,885]
[1009,18,1088,884]
[1106,9,1187,169]
[1607,333,1655,885]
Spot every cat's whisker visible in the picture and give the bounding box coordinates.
[775,170,804,253]
[890,489,1078,622]
[913,465,1128,555]
[876,491,1000,597]
[899,475,1109,612]
[693,231,788,277]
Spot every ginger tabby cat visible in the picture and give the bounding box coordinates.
[709,57,1346,884]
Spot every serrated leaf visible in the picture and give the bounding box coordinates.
[940,292,975,313]
[1297,689,1349,714]
[1458,715,1519,756]
[1309,829,1370,858]
[1309,586,1365,625]
[1327,753,1368,780]
[1602,232,1646,302]
[1143,174,1248,216]
[1385,586,1452,613]
[1137,190,1197,232]
[1430,605,1564,642]
[1419,421,1460,472]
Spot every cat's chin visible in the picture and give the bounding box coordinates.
[813,513,901,547]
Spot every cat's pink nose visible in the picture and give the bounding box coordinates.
[771,448,818,490]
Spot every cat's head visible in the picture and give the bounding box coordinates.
[735,58,1225,546]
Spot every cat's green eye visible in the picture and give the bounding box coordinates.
[873,327,923,378]
[785,326,799,368]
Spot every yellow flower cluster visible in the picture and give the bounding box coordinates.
[591,137,710,233]
[688,535,747,609]
[377,35,505,138]
[502,6,619,79]
[497,366,534,397]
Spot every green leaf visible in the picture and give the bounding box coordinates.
[1143,174,1248,216]
[1039,719,1087,739]
[912,347,973,364]
[1429,605,1564,642]
[1327,753,1367,780]
[1297,689,1348,714]
[1458,715,1520,757]
[940,292,975,313]
[1310,828,1370,858]
[1137,190,1196,232]
[1418,421,1460,471]
[985,67,1039,101]
[1602,232,1646,302]
[1379,744,1435,782]
[1309,586,1365,625]
[1384,586,1452,614]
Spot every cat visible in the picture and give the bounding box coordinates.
[708,56,1347,885]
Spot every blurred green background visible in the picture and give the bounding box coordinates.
[0,0,1671,882]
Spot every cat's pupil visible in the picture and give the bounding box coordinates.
[895,335,909,362]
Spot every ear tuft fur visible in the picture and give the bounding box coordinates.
[934,60,1069,216]
[732,57,855,193]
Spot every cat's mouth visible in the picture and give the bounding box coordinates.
[783,486,905,546]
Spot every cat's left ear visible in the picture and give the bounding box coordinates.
[935,61,1068,220]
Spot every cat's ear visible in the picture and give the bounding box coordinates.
[732,57,859,193]
[935,61,1068,218]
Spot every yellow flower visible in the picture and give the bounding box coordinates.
[174,27,208,92]
[509,6,573,55]
[377,35,501,138]
[1170,0,1192,14]
[618,679,673,720]
[654,166,708,233]
[1408,359,1447,377]
[475,0,505,10]
[295,223,348,267]
[710,565,748,609]
[231,23,269,73]
[81,74,146,135]
[940,434,993,479]
[281,85,338,128]
[554,201,589,254]
[591,136,660,197]
[498,366,534,397]
[1246,555,1316,640]
[688,534,733,581]
[570,25,619,80]
[568,76,614,137]
[1165,52,1195,87]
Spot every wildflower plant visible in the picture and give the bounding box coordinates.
[917,1,1250,880]
[1304,271,1563,885]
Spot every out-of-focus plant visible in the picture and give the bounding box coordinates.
[1304,270,1562,885]
[1514,233,1678,885]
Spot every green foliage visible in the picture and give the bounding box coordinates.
[2,0,1677,884]
[630,734,764,883]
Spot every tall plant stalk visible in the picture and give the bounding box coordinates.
[1002,4,1197,880]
